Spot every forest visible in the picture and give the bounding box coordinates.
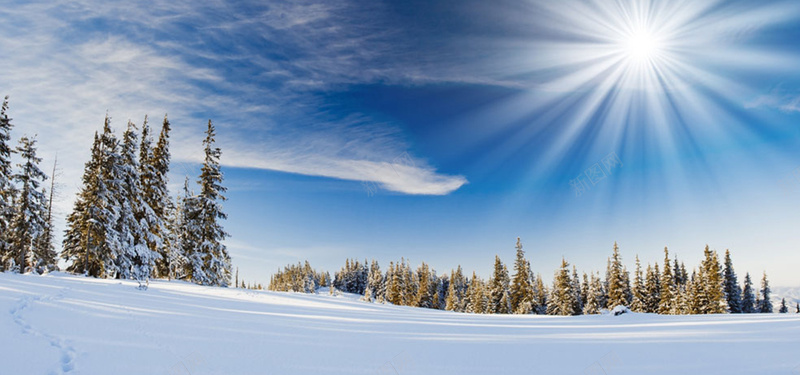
[0,96,232,288]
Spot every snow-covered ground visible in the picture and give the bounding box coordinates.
[2,272,800,375]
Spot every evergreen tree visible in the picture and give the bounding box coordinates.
[115,121,158,286]
[62,117,121,278]
[62,132,105,276]
[778,298,788,313]
[363,259,384,302]
[722,250,742,313]
[700,245,727,314]
[548,258,576,316]
[184,120,231,286]
[795,303,799,314]
[534,273,548,315]
[658,247,676,314]
[571,266,583,315]
[630,256,645,312]
[644,263,661,313]
[741,272,756,313]
[606,242,629,308]
[415,262,434,308]
[166,194,187,280]
[758,272,772,313]
[466,272,486,314]
[488,256,511,314]
[8,136,50,273]
[385,262,402,305]
[0,96,15,271]
[149,115,173,277]
[510,238,534,314]
[583,272,602,315]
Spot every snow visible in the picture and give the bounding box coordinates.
[2,272,800,375]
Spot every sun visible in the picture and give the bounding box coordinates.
[624,29,660,61]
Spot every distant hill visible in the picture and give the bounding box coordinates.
[772,286,800,312]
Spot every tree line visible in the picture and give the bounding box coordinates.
[269,238,791,315]
[0,96,232,287]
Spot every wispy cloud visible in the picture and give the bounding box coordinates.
[746,86,800,113]
[0,0,469,206]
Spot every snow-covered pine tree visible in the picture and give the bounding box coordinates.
[795,303,799,313]
[466,271,486,314]
[741,272,756,313]
[184,120,231,287]
[701,245,727,314]
[489,256,511,314]
[534,273,548,314]
[385,261,402,305]
[758,272,772,313]
[62,132,103,276]
[631,255,645,312]
[150,115,172,277]
[583,272,604,315]
[571,266,583,315]
[510,237,534,314]
[415,262,434,308]
[31,157,58,274]
[644,263,661,313]
[8,136,50,273]
[581,272,590,312]
[658,247,676,314]
[548,258,576,316]
[606,242,629,309]
[116,121,159,286]
[166,194,187,280]
[0,96,15,271]
[136,117,160,277]
[363,259,384,302]
[779,298,788,313]
[435,274,449,310]
[722,250,742,313]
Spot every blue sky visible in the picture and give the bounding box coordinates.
[2,0,800,286]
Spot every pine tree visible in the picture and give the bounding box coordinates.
[510,238,534,314]
[466,272,486,314]
[644,263,661,313]
[606,242,629,308]
[61,117,122,277]
[415,262,434,308]
[548,258,576,316]
[385,262,402,305]
[795,303,799,313]
[166,194,187,280]
[184,120,231,286]
[363,259,384,302]
[571,266,583,315]
[700,245,727,314]
[758,272,772,313]
[722,250,742,313]
[778,298,788,313]
[32,157,58,274]
[8,136,50,273]
[630,255,645,312]
[741,272,756,313]
[62,132,103,276]
[534,273,548,314]
[658,247,676,314]
[489,256,511,314]
[0,96,15,271]
[583,273,602,315]
[149,115,173,277]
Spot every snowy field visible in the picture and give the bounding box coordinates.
[2,272,800,375]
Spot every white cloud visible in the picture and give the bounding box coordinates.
[0,0,469,212]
